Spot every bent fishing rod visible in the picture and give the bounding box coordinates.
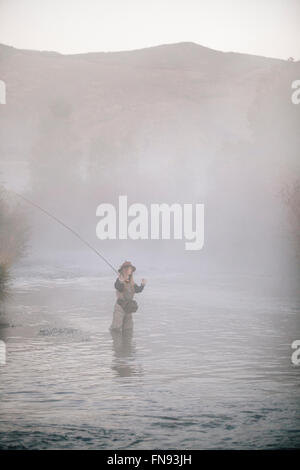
[12,191,119,275]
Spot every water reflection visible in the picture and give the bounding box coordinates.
[110,328,142,378]
[1,273,299,449]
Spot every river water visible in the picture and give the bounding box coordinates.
[0,268,299,449]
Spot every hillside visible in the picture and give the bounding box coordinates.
[0,42,299,280]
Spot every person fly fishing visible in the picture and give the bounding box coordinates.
[12,192,147,333]
[110,261,146,331]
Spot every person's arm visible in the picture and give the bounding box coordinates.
[114,277,125,292]
[134,279,146,293]
[134,283,144,293]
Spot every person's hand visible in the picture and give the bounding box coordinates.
[141,278,147,286]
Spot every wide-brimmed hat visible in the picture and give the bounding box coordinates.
[118,261,136,273]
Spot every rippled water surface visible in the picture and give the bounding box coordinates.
[0,269,299,449]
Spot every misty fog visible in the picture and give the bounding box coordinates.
[0,41,300,451]
[1,42,299,296]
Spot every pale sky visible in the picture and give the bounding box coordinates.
[0,0,299,59]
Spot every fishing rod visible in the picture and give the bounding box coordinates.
[12,191,119,275]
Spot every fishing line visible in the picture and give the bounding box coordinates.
[12,191,118,275]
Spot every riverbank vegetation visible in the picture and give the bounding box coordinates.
[0,189,28,300]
